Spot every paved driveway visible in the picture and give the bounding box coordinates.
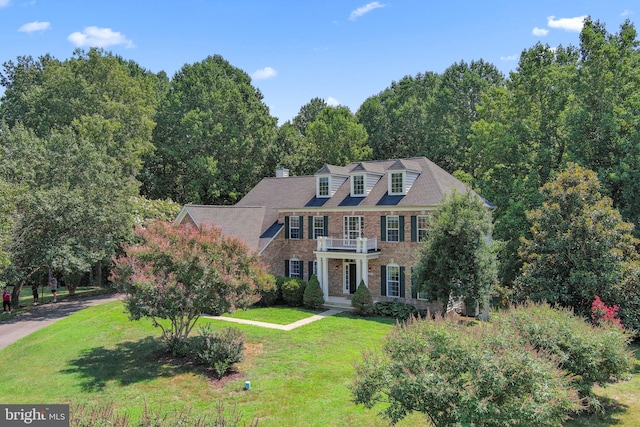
[0,294,121,351]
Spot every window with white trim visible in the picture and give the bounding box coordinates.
[289,259,301,278]
[289,216,301,239]
[318,176,329,197]
[352,174,365,196]
[417,215,430,242]
[386,216,400,242]
[387,264,400,297]
[313,216,325,239]
[390,172,404,195]
[344,216,363,240]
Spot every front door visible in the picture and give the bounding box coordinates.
[344,261,357,294]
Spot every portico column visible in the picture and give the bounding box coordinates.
[320,256,329,299]
[363,258,369,287]
[355,258,362,289]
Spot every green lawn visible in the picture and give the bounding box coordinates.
[221,305,324,324]
[0,301,637,426]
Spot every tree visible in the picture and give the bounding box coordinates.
[352,315,582,426]
[413,190,497,314]
[516,163,640,321]
[110,220,272,349]
[303,274,324,309]
[142,55,278,205]
[305,106,371,169]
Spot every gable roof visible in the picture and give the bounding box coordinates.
[175,205,266,251]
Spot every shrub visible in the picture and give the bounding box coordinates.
[303,275,325,309]
[493,302,635,412]
[257,274,281,306]
[353,316,582,426]
[281,277,306,307]
[591,295,622,327]
[194,325,246,379]
[374,300,423,320]
[351,280,374,316]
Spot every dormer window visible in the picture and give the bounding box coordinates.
[389,172,405,195]
[351,174,365,197]
[317,176,329,197]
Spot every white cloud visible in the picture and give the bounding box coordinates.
[547,15,587,32]
[0,0,10,8]
[621,9,633,17]
[67,26,134,48]
[349,1,386,21]
[500,55,518,61]
[327,97,340,107]
[252,66,277,80]
[18,21,51,33]
[532,27,549,36]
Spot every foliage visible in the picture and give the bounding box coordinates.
[413,189,498,313]
[256,274,281,307]
[194,324,246,379]
[302,274,324,309]
[516,163,640,322]
[591,295,622,327]
[373,301,423,321]
[281,277,306,307]
[71,401,257,427]
[110,220,270,347]
[142,54,277,205]
[493,302,635,411]
[351,280,374,316]
[352,314,582,426]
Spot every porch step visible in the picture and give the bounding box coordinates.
[323,297,356,312]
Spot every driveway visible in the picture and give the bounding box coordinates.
[0,293,121,351]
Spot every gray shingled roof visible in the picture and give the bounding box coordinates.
[177,157,485,252]
[178,205,266,251]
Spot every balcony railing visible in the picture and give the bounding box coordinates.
[316,236,378,253]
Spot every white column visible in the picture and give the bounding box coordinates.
[355,259,362,289]
[363,258,369,287]
[321,257,329,299]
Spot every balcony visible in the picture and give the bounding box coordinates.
[316,236,378,253]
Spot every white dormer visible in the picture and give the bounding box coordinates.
[350,174,365,197]
[386,160,420,195]
[315,164,349,198]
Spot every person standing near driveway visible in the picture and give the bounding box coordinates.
[2,287,11,313]
[49,276,58,303]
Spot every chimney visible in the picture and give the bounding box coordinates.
[276,166,289,178]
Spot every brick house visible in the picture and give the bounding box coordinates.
[175,157,488,311]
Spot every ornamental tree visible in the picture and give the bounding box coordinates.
[515,163,639,319]
[412,189,498,314]
[110,220,272,348]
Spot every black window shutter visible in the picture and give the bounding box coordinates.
[299,216,304,239]
[381,265,387,296]
[300,260,304,279]
[308,261,314,280]
[285,260,290,277]
[323,216,328,237]
[399,216,405,242]
[411,215,417,242]
[400,266,406,298]
[380,216,387,242]
[410,268,417,298]
[284,216,290,239]
[308,216,313,239]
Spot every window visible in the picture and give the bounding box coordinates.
[390,172,404,194]
[417,215,430,242]
[313,216,325,239]
[289,216,300,239]
[352,175,365,196]
[386,216,400,242]
[387,265,400,297]
[344,216,363,241]
[289,259,301,278]
[318,176,329,197]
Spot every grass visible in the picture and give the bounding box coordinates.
[0,301,637,426]
[221,305,324,324]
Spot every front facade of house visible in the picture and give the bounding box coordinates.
[176,157,485,311]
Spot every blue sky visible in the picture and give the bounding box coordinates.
[0,1,636,124]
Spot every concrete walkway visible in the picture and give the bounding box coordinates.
[0,293,122,351]
[204,309,344,330]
